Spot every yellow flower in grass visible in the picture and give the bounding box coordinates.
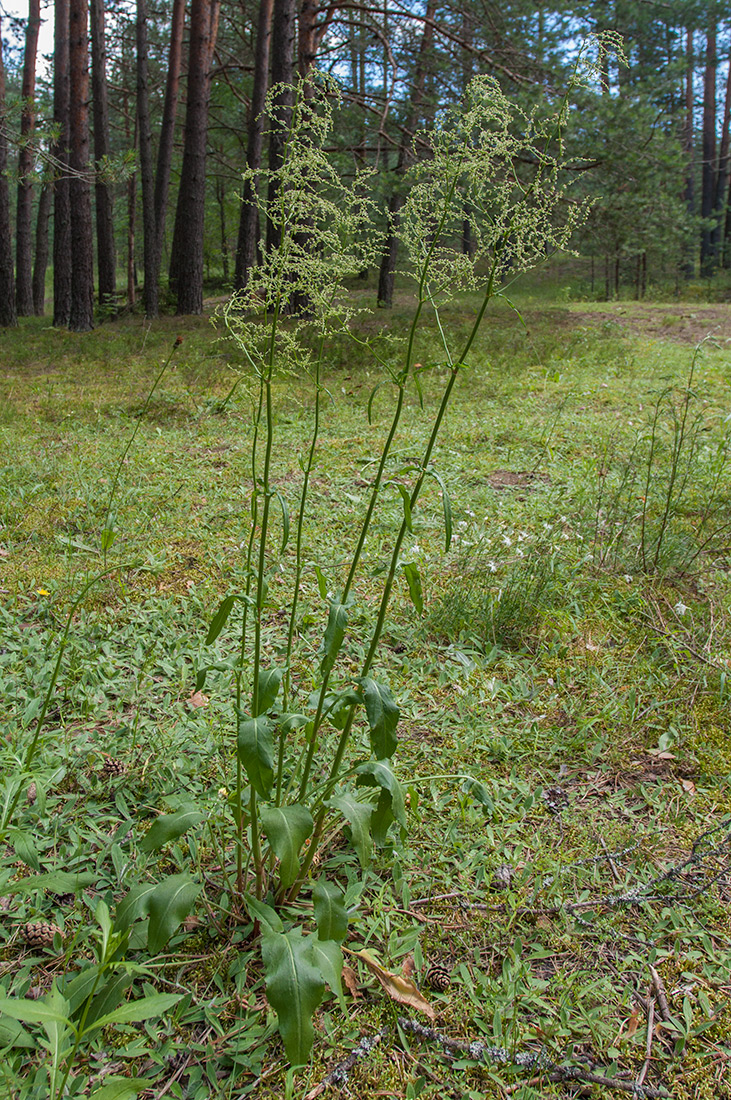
[36,588,50,596]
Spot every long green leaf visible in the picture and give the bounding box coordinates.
[83,972,135,1031]
[88,1079,154,1100]
[84,993,183,1033]
[273,489,290,554]
[402,561,424,615]
[139,805,205,853]
[395,483,413,532]
[147,875,200,954]
[308,935,345,1010]
[355,759,407,828]
[312,880,348,943]
[0,995,71,1028]
[359,677,399,759]
[4,869,97,895]
[205,594,237,645]
[237,715,274,798]
[254,668,283,717]
[327,794,372,867]
[260,804,313,888]
[427,468,453,551]
[321,601,349,676]
[261,928,324,1065]
[114,883,158,936]
[0,1016,35,1049]
[243,893,283,933]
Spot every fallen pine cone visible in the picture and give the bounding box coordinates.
[22,921,61,948]
[101,756,126,778]
[424,964,452,992]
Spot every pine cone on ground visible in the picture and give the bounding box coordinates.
[425,963,452,992]
[22,921,61,948]
[101,756,126,778]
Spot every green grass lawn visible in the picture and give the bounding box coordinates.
[1,292,730,1099]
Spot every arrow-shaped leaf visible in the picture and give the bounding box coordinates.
[313,880,348,943]
[139,805,205,853]
[237,715,274,798]
[327,793,373,867]
[146,875,200,954]
[260,804,313,888]
[261,928,324,1065]
[359,677,399,760]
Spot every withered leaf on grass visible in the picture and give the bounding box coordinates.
[342,965,360,999]
[187,690,209,709]
[353,949,435,1019]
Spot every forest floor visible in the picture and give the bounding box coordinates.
[1,291,731,1099]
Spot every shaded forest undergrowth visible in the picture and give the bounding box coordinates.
[1,295,731,1099]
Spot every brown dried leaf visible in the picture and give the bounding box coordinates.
[187,690,209,710]
[342,965,360,999]
[354,950,435,1020]
[400,954,415,979]
[681,779,696,795]
[626,1004,641,1039]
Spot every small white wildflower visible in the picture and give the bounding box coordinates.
[465,508,476,517]
[516,548,525,557]
[488,561,497,572]
[624,574,633,584]
[458,520,468,531]
[674,601,689,616]
[502,534,512,547]
[411,543,421,555]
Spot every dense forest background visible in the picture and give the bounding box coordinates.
[0,0,730,330]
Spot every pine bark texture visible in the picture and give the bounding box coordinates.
[154,0,185,284]
[33,183,52,314]
[136,0,158,317]
[170,0,221,314]
[0,16,17,327]
[16,0,41,317]
[700,23,716,276]
[90,0,117,307]
[53,0,72,327]
[234,0,274,290]
[266,0,296,254]
[69,0,95,330]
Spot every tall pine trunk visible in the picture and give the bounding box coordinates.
[266,0,296,255]
[682,27,694,278]
[234,0,274,290]
[136,0,158,317]
[154,0,185,291]
[0,16,17,327]
[90,0,116,308]
[15,0,41,317]
[69,0,95,330]
[32,182,52,314]
[700,23,717,276]
[714,52,731,267]
[53,0,72,326]
[169,0,220,314]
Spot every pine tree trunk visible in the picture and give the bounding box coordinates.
[234,0,274,290]
[266,0,296,254]
[682,27,694,279]
[53,0,72,327]
[90,0,116,308]
[153,0,185,292]
[714,52,731,267]
[170,0,221,314]
[136,0,158,317]
[0,16,17,327]
[32,183,52,314]
[377,0,436,308]
[15,0,41,317]
[700,24,717,277]
[69,0,95,330]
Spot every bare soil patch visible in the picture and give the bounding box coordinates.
[567,303,731,345]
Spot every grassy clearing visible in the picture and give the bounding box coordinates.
[1,292,731,1099]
